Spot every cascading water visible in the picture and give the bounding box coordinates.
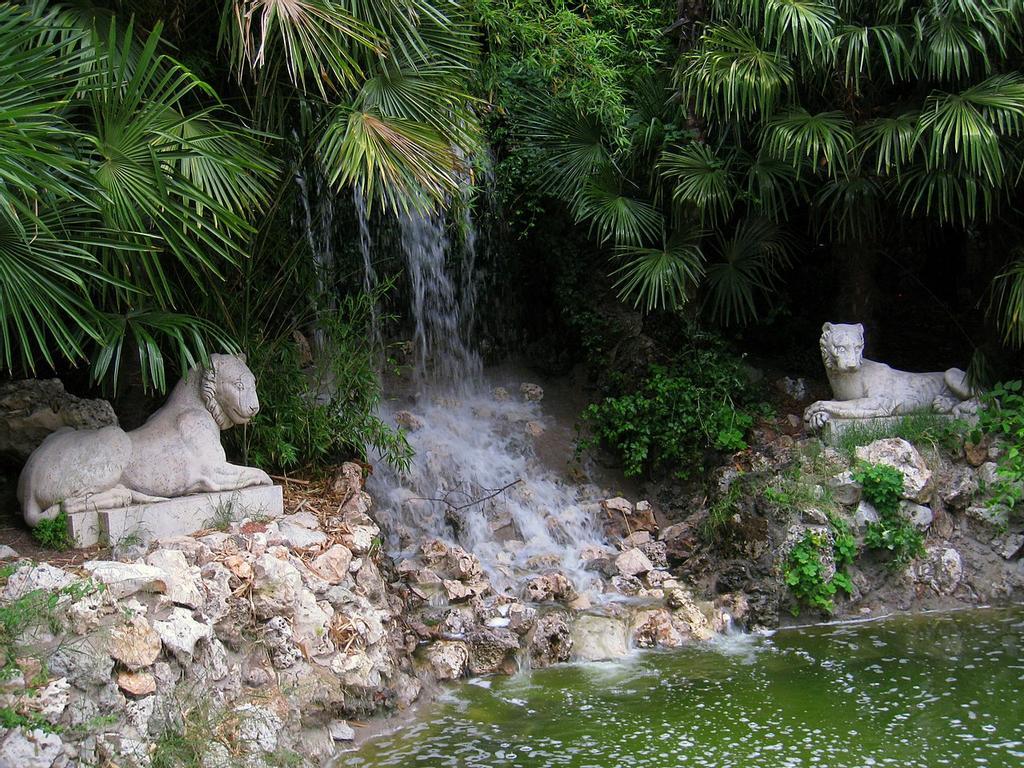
[296,164,337,352]
[353,185,382,354]
[366,202,610,596]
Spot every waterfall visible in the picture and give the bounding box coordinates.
[368,189,608,598]
[397,207,481,386]
[353,185,382,354]
[296,165,336,353]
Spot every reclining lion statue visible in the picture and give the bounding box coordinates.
[18,353,272,527]
[803,322,977,432]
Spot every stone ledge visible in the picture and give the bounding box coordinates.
[822,414,955,445]
[67,485,283,548]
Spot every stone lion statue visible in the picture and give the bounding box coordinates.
[18,354,272,527]
[803,322,977,432]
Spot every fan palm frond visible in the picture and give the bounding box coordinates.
[91,309,238,393]
[763,0,839,59]
[705,217,793,326]
[897,165,994,225]
[814,171,884,240]
[679,25,794,120]
[763,108,855,177]
[743,154,805,218]
[833,22,913,91]
[221,0,378,94]
[860,111,921,173]
[990,253,1024,349]
[612,233,706,312]
[514,99,610,199]
[660,143,737,224]
[574,173,663,246]
[919,74,1024,185]
[318,107,459,212]
[85,21,272,305]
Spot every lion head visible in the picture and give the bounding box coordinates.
[200,353,260,430]
[820,322,865,372]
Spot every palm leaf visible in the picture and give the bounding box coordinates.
[763,108,855,177]
[860,111,921,173]
[833,22,913,91]
[573,173,663,246]
[318,107,459,212]
[661,143,737,224]
[990,253,1024,349]
[678,25,794,120]
[612,233,706,312]
[705,217,792,326]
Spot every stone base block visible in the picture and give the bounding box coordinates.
[821,414,954,446]
[67,485,283,548]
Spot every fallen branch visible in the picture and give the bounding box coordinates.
[409,479,523,513]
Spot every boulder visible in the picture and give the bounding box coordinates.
[0,727,63,768]
[152,607,213,663]
[854,500,879,530]
[110,614,162,671]
[394,411,423,432]
[467,627,520,675]
[523,572,576,603]
[828,470,862,506]
[571,615,629,661]
[939,465,978,510]
[83,561,168,600]
[615,548,654,577]
[528,612,573,667]
[144,549,204,609]
[854,438,933,503]
[915,547,963,595]
[899,501,933,531]
[3,563,76,600]
[0,378,117,463]
[117,670,157,697]
[424,640,469,680]
[520,382,544,402]
[251,554,303,619]
[311,545,353,584]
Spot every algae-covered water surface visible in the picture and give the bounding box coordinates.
[347,607,1024,768]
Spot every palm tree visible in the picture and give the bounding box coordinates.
[1,0,482,388]
[509,0,1024,349]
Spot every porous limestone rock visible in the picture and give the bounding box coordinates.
[3,563,76,599]
[424,640,469,680]
[0,727,63,768]
[528,612,573,667]
[17,354,272,529]
[804,323,977,432]
[152,606,213,663]
[939,464,978,509]
[900,501,933,531]
[83,561,168,600]
[0,378,117,463]
[110,615,162,671]
[615,547,654,577]
[117,670,157,697]
[854,438,934,503]
[520,382,544,402]
[144,549,204,608]
[467,627,520,675]
[571,615,629,661]
[252,553,303,619]
[829,470,862,506]
[311,544,353,584]
[915,547,963,595]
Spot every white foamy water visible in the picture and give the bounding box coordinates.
[369,386,610,594]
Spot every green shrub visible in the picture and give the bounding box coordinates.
[974,380,1024,511]
[31,509,71,551]
[233,287,412,474]
[580,346,762,478]
[853,462,925,570]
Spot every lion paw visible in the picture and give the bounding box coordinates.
[803,403,831,431]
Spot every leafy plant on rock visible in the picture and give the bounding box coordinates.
[784,518,855,616]
[973,380,1024,511]
[854,462,925,570]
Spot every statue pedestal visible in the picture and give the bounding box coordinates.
[67,485,283,548]
[822,414,954,445]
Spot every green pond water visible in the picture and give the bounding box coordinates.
[346,607,1024,768]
